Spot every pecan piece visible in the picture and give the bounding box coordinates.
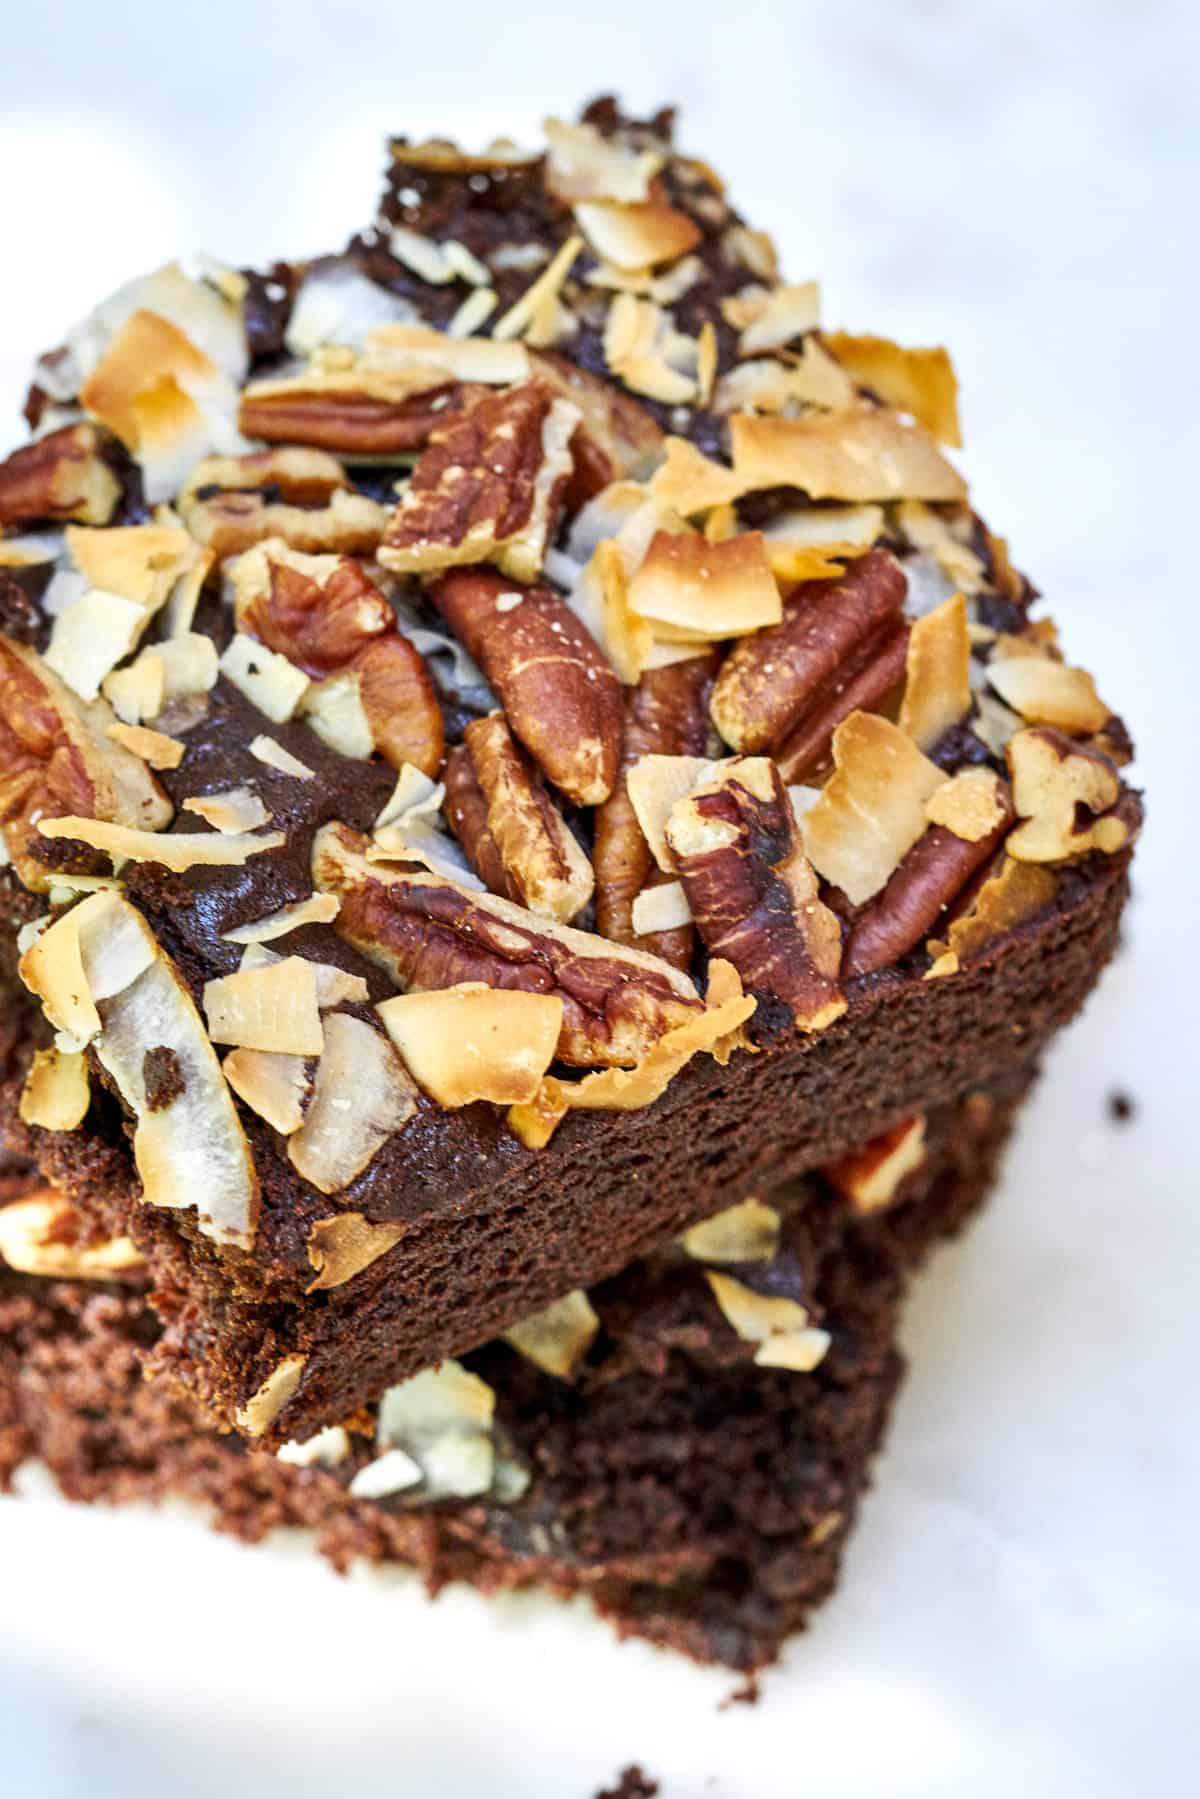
[179,449,386,558]
[0,424,120,530]
[710,550,909,779]
[0,634,171,889]
[429,568,622,805]
[1004,727,1138,863]
[530,349,664,511]
[665,757,846,1030]
[312,822,701,1068]
[593,653,718,968]
[378,380,580,583]
[232,544,443,776]
[239,369,479,456]
[444,712,593,923]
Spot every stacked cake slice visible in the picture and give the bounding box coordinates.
[0,99,1137,1667]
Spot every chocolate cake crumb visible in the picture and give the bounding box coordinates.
[1107,1089,1136,1124]
[595,1765,660,1799]
[143,1048,186,1113]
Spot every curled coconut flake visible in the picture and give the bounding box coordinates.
[680,1197,781,1264]
[203,957,324,1056]
[377,983,563,1108]
[288,1012,417,1196]
[18,1045,91,1131]
[183,786,271,834]
[235,1354,307,1437]
[248,735,315,780]
[305,1211,408,1293]
[801,714,945,905]
[221,892,340,946]
[502,1289,600,1379]
[38,815,285,870]
[222,1047,313,1135]
[897,593,973,751]
[106,721,185,770]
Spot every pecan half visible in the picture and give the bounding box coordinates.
[445,712,593,922]
[593,653,718,968]
[531,349,664,511]
[709,550,909,779]
[232,545,443,775]
[664,757,846,1030]
[0,634,171,889]
[429,568,622,805]
[239,369,479,456]
[378,380,580,583]
[179,449,386,559]
[0,424,120,531]
[312,822,701,1068]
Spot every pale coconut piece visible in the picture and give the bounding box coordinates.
[238,942,369,1009]
[18,1045,91,1131]
[367,320,530,385]
[895,500,985,591]
[235,1355,307,1436]
[219,632,311,724]
[44,588,154,702]
[801,713,946,905]
[38,815,284,870]
[17,891,149,1048]
[104,634,217,723]
[372,1360,496,1500]
[65,259,249,389]
[387,226,489,287]
[203,957,324,1056]
[824,332,962,447]
[106,721,185,770]
[753,1328,832,1371]
[824,1115,927,1214]
[705,1271,812,1342]
[626,754,720,872]
[304,1212,408,1292]
[502,1290,600,1379]
[897,592,972,750]
[680,1197,781,1264]
[284,262,418,358]
[543,117,663,202]
[64,521,199,608]
[648,437,747,516]
[631,880,692,936]
[925,767,1010,842]
[222,1047,313,1135]
[377,984,563,1108]
[446,287,498,337]
[0,1191,143,1280]
[277,1424,352,1469]
[986,654,1110,735]
[183,786,271,834]
[927,857,1058,972]
[301,671,375,758]
[249,735,315,780]
[759,503,885,582]
[287,1012,417,1195]
[734,280,821,355]
[627,530,781,641]
[221,892,340,946]
[348,1448,424,1500]
[574,201,701,271]
[375,764,444,830]
[603,293,698,404]
[731,408,967,504]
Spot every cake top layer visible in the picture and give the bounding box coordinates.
[0,99,1137,1265]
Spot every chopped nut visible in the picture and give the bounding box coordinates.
[823,1115,927,1213]
[680,1197,781,1263]
[178,448,387,557]
[502,1289,599,1378]
[630,880,691,935]
[1005,727,1133,862]
[824,332,962,446]
[897,592,972,750]
[730,407,967,503]
[222,1046,313,1135]
[19,1045,91,1131]
[574,200,701,270]
[378,983,564,1106]
[801,713,947,905]
[378,381,579,583]
[313,822,702,1070]
[430,568,622,806]
[0,424,120,530]
[666,757,845,1029]
[305,1211,408,1293]
[531,350,664,504]
[925,767,1010,842]
[987,653,1111,735]
[628,531,781,641]
[287,1012,417,1195]
[237,362,471,458]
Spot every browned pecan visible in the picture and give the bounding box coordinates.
[593,653,718,969]
[378,380,578,583]
[1005,727,1139,864]
[445,712,593,922]
[179,449,386,558]
[443,742,518,901]
[709,550,909,773]
[531,350,665,512]
[312,822,701,1068]
[429,568,623,805]
[238,378,480,455]
[0,634,171,888]
[0,424,120,531]
[233,548,443,776]
[665,757,846,1031]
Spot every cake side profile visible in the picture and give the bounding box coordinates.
[0,100,1139,1443]
[0,1070,1028,1672]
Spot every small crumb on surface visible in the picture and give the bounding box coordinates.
[1107,1089,1136,1124]
[596,1765,660,1799]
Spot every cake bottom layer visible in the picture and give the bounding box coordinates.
[0,1072,1028,1673]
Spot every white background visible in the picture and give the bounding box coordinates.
[1,3,1197,1794]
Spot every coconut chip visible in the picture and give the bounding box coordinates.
[925,767,1010,842]
[759,503,885,581]
[183,786,271,834]
[648,437,748,516]
[235,1355,307,1437]
[0,1191,143,1280]
[680,1197,781,1264]
[824,332,962,446]
[370,1360,496,1500]
[222,1046,312,1135]
[287,1012,417,1195]
[735,281,821,355]
[543,117,663,202]
[238,941,369,1008]
[502,1289,600,1379]
[801,713,945,904]
[305,1211,408,1293]
[37,814,284,870]
[896,500,985,592]
[249,735,315,780]
[631,880,692,936]
[627,530,781,641]
[219,632,311,723]
[626,753,720,872]
[731,407,967,504]
[276,1425,351,1470]
[18,1045,91,1131]
[574,201,701,271]
[203,957,324,1056]
[897,592,972,750]
[1005,729,1130,863]
[986,654,1110,735]
[927,857,1058,972]
[106,721,185,770]
[221,892,340,946]
[367,321,530,385]
[492,234,584,345]
[704,1271,811,1341]
[823,1115,928,1214]
[377,983,563,1108]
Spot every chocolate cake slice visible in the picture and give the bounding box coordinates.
[0,1071,1026,1673]
[0,99,1137,1446]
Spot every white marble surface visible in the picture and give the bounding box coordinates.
[1,3,1197,1793]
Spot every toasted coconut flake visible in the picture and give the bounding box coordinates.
[221,892,339,945]
[38,814,283,870]
[759,503,885,581]
[373,1360,496,1500]
[544,117,662,201]
[705,1271,811,1342]
[301,670,375,759]
[502,1289,599,1379]
[219,632,310,724]
[987,654,1110,735]
[731,408,967,504]
[648,437,747,516]
[65,521,200,608]
[714,341,855,417]
[695,321,718,407]
[18,893,138,1047]
[925,767,1009,842]
[235,1355,307,1437]
[896,501,985,592]
[928,856,1058,968]
[447,287,498,338]
[681,1197,781,1264]
[801,713,945,904]
[305,1211,407,1293]
[45,588,154,702]
[0,1191,143,1280]
[575,201,701,271]
[19,1045,91,1130]
[507,960,755,1148]
[375,763,443,830]
[628,531,781,641]
[824,332,961,446]
[491,234,583,344]
[377,983,563,1107]
[203,957,324,1056]
[348,1447,423,1500]
[897,591,972,750]
[222,1047,312,1135]
[100,652,166,725]
[105,634,218,723]
[249,735,315,780]
[824,1115,927,1214]
[387,225,486,287]
[735,281,821,355]
[626,753,719,872]
[603,294,699,404]
[1005,728,1130,862]
[238,942,369,1009]
[183,786,271,835]
[287,1012,416,1195]
[631,880,692,936]
[106,721,185,770]
[753,1328,832,1371]
[367,321,530,385]
[277,1425,351,1470]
